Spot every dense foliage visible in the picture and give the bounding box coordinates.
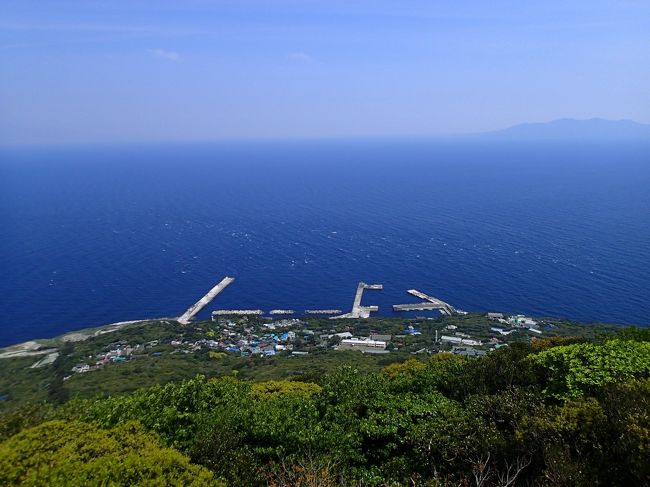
[1,331,649,486]
[531,339,650,397]
[0,420,220,486]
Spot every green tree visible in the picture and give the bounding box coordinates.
[0,420,220,486]
[0,402,55,442]
[595,378,650,485]
[532,339,650,398]
[60,375,252,450]
[250,380,322,399]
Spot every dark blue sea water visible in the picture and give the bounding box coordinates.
[1,139,649,346]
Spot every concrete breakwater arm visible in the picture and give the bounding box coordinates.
[393,289,457,315]
[211,309,262,316]
[332,282,383,319]
[269,310,295,315]
[178,276,235,324]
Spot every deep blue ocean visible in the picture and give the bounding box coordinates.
[1,139,649,346]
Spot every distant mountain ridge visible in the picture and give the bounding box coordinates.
[485,118,650,139]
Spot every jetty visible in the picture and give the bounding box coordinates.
[305,309,342,315]
[269,309,295,315]
[393,288,456,315]
[177,276,235,324]
[332,282,383,319]
[212,309,263,316]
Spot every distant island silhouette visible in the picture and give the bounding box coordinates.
[484,118,650,139]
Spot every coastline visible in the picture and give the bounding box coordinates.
[0,311,632,356]
[0,319,160,357]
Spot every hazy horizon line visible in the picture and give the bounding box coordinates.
[1,117,649,149]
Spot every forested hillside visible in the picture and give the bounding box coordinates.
[1,327,649,486]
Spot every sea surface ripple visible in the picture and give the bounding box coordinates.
[0,139,648,346]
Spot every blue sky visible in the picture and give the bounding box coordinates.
[1,1,649,144]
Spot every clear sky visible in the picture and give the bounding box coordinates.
[1,1,649,144]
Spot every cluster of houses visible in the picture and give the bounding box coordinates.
[68,340,159,376]
[318,331,393,354]
[65,312,547,377]
[200,323,398,356]
[204,320,439,356]
[203,318,316,356]
[487,312,543,334]
[436,314,544,357]
[437,324,485,354]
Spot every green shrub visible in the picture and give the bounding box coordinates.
[532,339,650,398]
[0,420,220,486]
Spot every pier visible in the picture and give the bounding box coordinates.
[269,309,295,315]
[177,278,455,323]
[393,303,449,312]
[393,288,456,315]
[305,309,342,315]
[212,310,263,316]
[332,282,383,319]
[177,276,235,324]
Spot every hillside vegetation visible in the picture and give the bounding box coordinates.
[1,325,649,486]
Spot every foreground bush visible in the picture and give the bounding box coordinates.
[532,339,650,398]
[0,420,220,486]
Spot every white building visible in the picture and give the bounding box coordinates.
[440,335,482,346]
[440,335,463,345]
[508,315,538,328]
[339,338,387,350]
[491,327,515,336]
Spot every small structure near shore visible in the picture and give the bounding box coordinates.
[332,282,383,319]
[339,337,388,353]
[305,310,342,315]
[269,309,294,315]
[212,310,263,317]
[393,289,457,315]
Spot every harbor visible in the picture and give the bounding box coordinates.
[176,276,460,323]
[2,274,552,367]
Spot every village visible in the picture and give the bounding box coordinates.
[0,278,554,378]
[65,311,547,378]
